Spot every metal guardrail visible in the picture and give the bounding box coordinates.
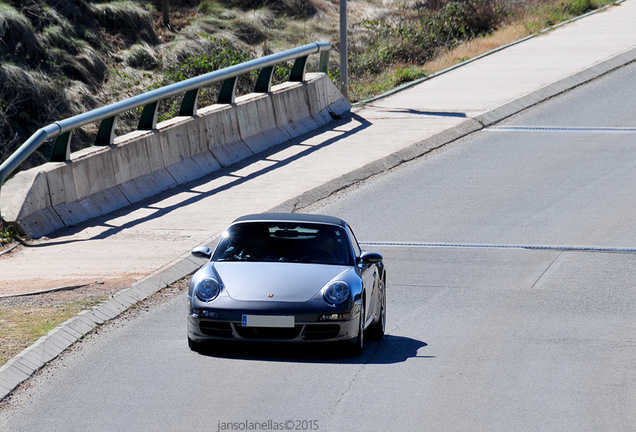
[0,41,331,195]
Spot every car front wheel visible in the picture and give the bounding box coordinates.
[368,276,386,340]
[347,302,365,356]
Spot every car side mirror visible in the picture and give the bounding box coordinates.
[191,246,212,259]
[358,251,383,265]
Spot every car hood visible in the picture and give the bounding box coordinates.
[212,262,349,302]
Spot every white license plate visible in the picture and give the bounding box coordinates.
[242,315,295,328]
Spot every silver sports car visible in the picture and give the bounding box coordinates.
[187,213,386,355]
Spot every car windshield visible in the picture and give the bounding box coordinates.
[212,222,352,265]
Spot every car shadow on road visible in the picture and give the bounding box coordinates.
[193,334,433,365]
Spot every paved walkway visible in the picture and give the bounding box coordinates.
[1,1,636,297]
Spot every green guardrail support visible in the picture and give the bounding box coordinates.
[96,117,116,146]
[255,66,274,93]
[290,56,308,82]
[218,77,238,104]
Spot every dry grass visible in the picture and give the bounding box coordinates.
[421,24,530,74]
[0,293,109,366]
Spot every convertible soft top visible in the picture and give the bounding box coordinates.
[232,213,348,227]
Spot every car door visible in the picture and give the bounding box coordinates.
[346,225,377,325]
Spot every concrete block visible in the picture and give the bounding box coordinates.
[199,104,253,167]
[9,358,37,376]
[116,170,177,204]
[29,338,61,360]
[76,310,103,327]
[36,339,64,360]
[58,323,83,339]
[69,146,117,201]
[110,130,177,203]
[303,74,333,125]
[67,186,130,224]
[0,369,17,389]
[235,92,291,154]
[17,207,66,239]
[1,168,48,218]
[305,73,351,120]
[0,364,29,386]
[52,200,94,229]
[130,279,162,299]
[100,298,127,315]
[111,291,137,309]
[1,169,38,222]
[20,346,55,367]
[42,333,72,353]
[157,116,221,185]
[65,317,95,335]
[0,167,66,237]
[52,327,81,345]
[41,162,75,206]
[12,352,41,371]
[271,81,321,139]
[88,308,112,323]
[110,130,156,185]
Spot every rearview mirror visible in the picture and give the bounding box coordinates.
[358,251,383,264]
[191,246,212,259]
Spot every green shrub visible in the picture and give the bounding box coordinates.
[154,38,256,120]
[124,43,160,70]
[40,25,86,54]
[349,0,505,79]
[563,0,595,15]
[215,0,316,17]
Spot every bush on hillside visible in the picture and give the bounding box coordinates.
[349,0,506,77]
[89,1,159,46]
[0,3,44,66]
[216,0,317,17]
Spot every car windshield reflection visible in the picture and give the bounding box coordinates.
[213,222,352,266]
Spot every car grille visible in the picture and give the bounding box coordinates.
[235,324,303,340]
[304,324,341,340]
[199,321,233,338]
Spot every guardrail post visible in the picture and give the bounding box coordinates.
[179,89,199,116]
[319,51,330,74]
[51,132,72,162]
[138,102,159,130]
[218,77,237,104]
[289,56,308,82]
[255,66,274,93]
[95,117,116,145]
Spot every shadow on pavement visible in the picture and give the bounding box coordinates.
[29,113,372,247]
[193,334,432,365]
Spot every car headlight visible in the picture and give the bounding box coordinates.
[195,278,221,302]
[323,281,350,305]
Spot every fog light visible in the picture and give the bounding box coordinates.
[191,309,219,318]
[202,310,219,318]
[320,313,351,321]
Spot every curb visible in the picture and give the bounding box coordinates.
[2,19,636,405]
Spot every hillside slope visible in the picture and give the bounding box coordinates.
[0,0,614,174]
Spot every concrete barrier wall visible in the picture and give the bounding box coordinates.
[1,73,350,238]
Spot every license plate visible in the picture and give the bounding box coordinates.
[242,315,295,328]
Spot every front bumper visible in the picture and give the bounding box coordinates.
[187,302,361,343]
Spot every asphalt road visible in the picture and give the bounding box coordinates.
[1,64,635,432]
